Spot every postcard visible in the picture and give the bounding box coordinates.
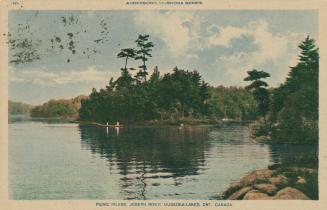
[0,0,326,210]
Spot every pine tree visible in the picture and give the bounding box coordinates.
[244,69,271,121]
[116,48,136,90]
[150,66,160,82]
[270,36,319,143]
[286,37,319,93]
[134,34,154,82]
[117,48,136,71]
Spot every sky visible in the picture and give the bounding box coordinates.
[8,10,318,105]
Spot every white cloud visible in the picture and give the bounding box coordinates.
[208,20,307,86]
[207,24,248,48]
[134,12,309,86]
[208,20,303,62]
[9,66,116,86]
[134,11,202,57]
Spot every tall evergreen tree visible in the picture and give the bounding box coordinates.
[117,48,136,70]
[134,34,154,82]
[270,36,319,143]
[150,66,160,82]
[285,36,319,119]
[244,69,271,121]
[116,48,136,90]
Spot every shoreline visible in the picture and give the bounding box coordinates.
[70,119,253,128]
[10,114,251,126]
[8,116,249,127]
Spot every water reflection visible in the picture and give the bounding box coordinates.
[9,121,318,200]
[78,123,318,199]
[79,125,213,199]
[115,127,120,136]
[268,143,318,167]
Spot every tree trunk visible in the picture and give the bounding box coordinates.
[124,57,128,70]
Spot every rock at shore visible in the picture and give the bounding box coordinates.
[241,169,273,185]
[273,187,310,200]
[269,175,289,186]
[222,169,273,198]
[232,169,272,189]
[243,190,271,200]
[227,186,253,200]
[220,166,317,200]
[254,184,278,195]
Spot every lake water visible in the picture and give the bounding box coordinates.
[9,120,315,200]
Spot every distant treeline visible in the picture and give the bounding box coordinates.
[30,95,88,119]
[209,86,258,120]
[9,100,33,115]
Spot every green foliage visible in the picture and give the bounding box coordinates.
[244,70,270,81]
[79,79,258,124]
[79,67,211,123]
[134,34,154,81]
[249,118,270,138]
[273,166,318,200]
[249,37,319,144]
[79,34,258,124]
[157,67,207,118]
[117,48,136,70]
[208,86,259,120]
[271,93,318,143]
[269,36,319,143]
[79,34,219,123]
[244,69,271,120]
[30,96,87,119]
[8,100,32,115]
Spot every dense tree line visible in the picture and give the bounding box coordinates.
[246,37,319,143]
[79,77,259,123]
[79,66,212,123]
[208,86,258,120]
[79,34,259,124]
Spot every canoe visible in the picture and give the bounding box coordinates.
[93,123,124,128]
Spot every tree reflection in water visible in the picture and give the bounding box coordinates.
[268,143,318,168]
[78,125,213,199]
